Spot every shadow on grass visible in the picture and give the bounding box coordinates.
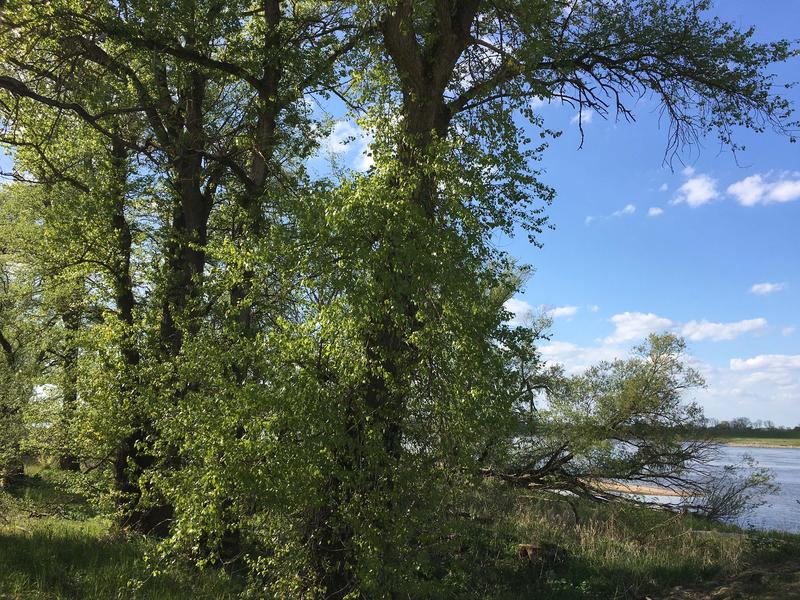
[0,523,241,600]
[1,474,241,600]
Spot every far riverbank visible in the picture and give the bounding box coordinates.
[718,438,800,448]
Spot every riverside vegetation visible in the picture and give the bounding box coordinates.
[1,1,798,598]
[3,468,800,599]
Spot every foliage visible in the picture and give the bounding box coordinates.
[0,0,796,597]
[4,471,800,600]
[494,333,779,521]
[497,334,711,493]
[697,457,780,522]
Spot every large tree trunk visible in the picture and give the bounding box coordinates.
[126,70,211,537]
[310,4,478,595]
[102,139,161,532]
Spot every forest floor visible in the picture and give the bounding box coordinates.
[2,471,800,599]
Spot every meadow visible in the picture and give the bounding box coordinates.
[709,430,800,449]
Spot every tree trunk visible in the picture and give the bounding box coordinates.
[58,306,81,472]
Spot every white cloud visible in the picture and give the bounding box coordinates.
[322,120,373,171]
[539,341,626,375]
[749,282,786,296]
[570,109,594,125]
[612,204,636,217]
[588,204,637,225]
[658,183,668,192]
[647,207,664,217]
[604,312,673,345]
[694,356,800,424]
[355,148,374,171]
[601,312,767,345]
[727,175,766,206]
[324,121,359,154]
[587,305,600,313]
[504,298,534,327]
[674,172,718,207]
[548,305,579,318]
[727,173,800,206]
[730,354,800,372]
[680,318,767,342]
[771,179,800,202]
[782,326,796,337]
[506,300,581,325]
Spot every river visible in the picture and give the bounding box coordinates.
[714,445,800,533]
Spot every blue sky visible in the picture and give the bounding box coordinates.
[500,1,800,425]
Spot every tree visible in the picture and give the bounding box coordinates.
[489,332,779,523]
[494,334,710,496]
[0,0,796,597]
[1,0,360,534]
[0,238,36,487]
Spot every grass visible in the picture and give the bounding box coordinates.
[443,482,800,599]
[0,473,241,600]
[2,472,799,599]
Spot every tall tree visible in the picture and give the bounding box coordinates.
[0,0,795,597]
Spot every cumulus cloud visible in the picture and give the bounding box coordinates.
[693,355,800,423]
[749,282,786,296]
[587,305,600,313]
[548,305,579,318]
[603,312,673,345]
[680,318,767,342]
[503,298,534,327]
[599,312,767,345]
[539,341,626,375]
[673,170,719,207]
[647,207,664,217]
[324,121,359,153]
[730,354,800,371]
[782,326,796,337]
[322,120,373,171]
[504,300,581,325]
[727,173,800,206]
[659,183,668,192]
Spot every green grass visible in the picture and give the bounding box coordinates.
[2,472,799,599]
[442,482,800,599]
[692,429,800,448]
[0,474,241,600]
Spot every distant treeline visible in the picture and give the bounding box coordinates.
[675,417,800,440]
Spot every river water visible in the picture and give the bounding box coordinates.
[714,445,800,533]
